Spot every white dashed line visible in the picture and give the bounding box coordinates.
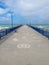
[17,44,31,48]
[13,38,18,42]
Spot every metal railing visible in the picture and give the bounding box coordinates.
[29,25,49,39]
[0,25,22,39]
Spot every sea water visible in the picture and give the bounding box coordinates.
[0,24,19,30]
[0,24,49,30]
[32,24,49,30]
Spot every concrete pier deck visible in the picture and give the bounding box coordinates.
[0,25,49,65]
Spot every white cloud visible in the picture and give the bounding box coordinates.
[0,8,9,14]
[13,0,49,17]
[4,0,49,14]
[1,0,49,23]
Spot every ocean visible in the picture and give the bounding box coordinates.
[0,24,20,30]
[0,24,49,30]
[32,24,49,29]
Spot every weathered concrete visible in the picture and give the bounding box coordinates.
[0,25,49,65]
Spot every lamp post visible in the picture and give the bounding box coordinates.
[8,11,13,28]
[11,12,13,28]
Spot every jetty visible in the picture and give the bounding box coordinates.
[0,25,49,65]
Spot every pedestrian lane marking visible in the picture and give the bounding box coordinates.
[13,38,18,42]
[17,44,31,48]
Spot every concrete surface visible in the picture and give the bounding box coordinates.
[0,25,49,65]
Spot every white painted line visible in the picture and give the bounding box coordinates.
[17,44,31,48]
[13,38,18,42]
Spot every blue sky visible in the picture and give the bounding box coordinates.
[0,0,49,24]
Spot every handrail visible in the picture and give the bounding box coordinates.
[29,25,49,39]
[0,25,22,39]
